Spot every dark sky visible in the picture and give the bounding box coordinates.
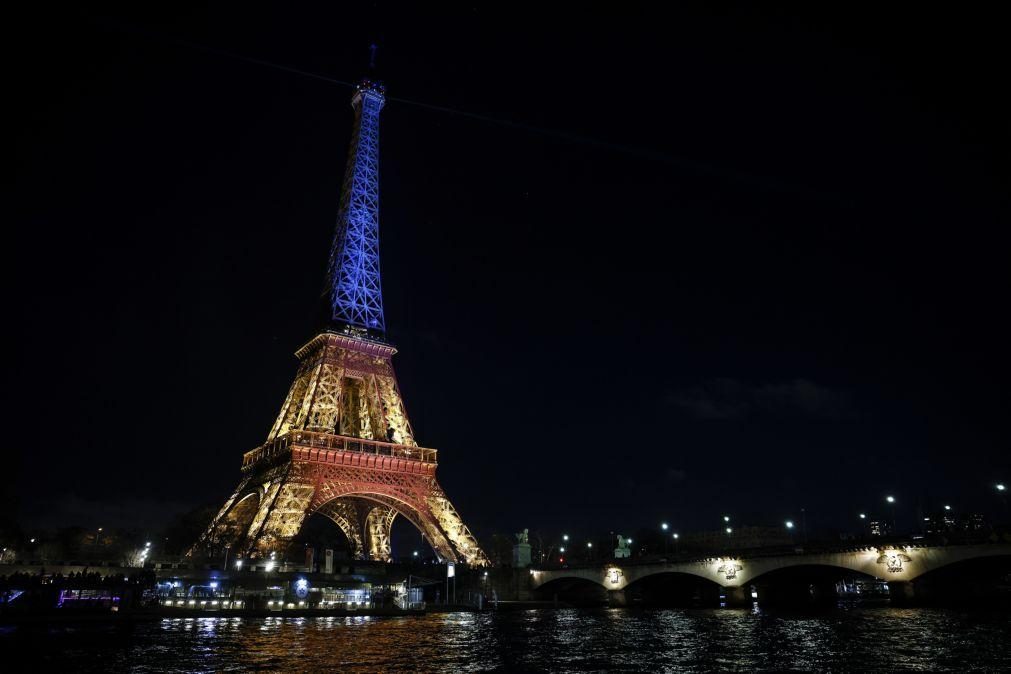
[10,5,1010,544]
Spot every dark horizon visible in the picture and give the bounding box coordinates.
[9,6,1010,548]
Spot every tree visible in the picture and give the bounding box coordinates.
[161,504,218,556]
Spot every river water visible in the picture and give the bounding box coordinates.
[3,607,1010,672]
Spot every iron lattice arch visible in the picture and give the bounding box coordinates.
[192,332,488,566]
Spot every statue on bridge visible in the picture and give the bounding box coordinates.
[614,534,631,559]
[513,528,532,568]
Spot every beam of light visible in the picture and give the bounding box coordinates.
[90,17,840,200]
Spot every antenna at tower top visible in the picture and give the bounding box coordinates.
[368,43,378,70]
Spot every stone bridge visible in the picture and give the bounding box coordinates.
[529,543,1011,606]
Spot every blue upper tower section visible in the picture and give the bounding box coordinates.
[326,79,387,335]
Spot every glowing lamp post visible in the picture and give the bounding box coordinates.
[886,495,897,533]
[672,532,679,554]
[661,523,669,554]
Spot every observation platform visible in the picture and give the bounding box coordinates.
[242,430,437,475]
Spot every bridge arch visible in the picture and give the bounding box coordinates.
[533,574,610,605]
[622,571,724,607]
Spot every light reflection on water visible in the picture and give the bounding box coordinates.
[4,607,1010,672]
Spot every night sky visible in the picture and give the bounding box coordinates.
[10,5,1010,545]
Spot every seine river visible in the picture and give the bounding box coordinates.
[4,607,1010,672]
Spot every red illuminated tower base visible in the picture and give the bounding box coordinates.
[194,331,487,565]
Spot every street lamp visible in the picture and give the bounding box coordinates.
[944,505,951,511]
[725,527,733,535]
[562,534,569,542]
[723,515,730,523]
[886,495,897,533]
[785,520,794,530]
[661,523,669,554]
[672,532,679,554]
[997,484,1006,492]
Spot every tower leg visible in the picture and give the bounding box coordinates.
[190,476,255,559]
[316,498,366,559]
[363,503,397,561]
[243,473,316,559]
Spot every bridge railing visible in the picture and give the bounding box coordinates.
[242,431,437,469]
[531,537,1008,571]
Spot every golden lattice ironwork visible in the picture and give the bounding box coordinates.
[192,332,489,566]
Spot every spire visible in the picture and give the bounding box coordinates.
[326,77,387,336]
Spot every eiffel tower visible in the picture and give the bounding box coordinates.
[192,78,489,566]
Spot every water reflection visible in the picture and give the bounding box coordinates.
[2,608,1010,672]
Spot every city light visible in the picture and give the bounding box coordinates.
[723,515,730,522]
[559,547,565,553]
[412,551,418,557]
[145,541,151,547]
[726,527,732,534]
[944,505,952,511]
[562,534,569,542]
[661,523,669,531]
[627,538,633,544]
[859,513,866,519]
[209,581,218,589]
[235,560,243,570]
[785,520,794,529]
[587,542,593,548]
[672,533,679,540]
[998,484,1006,492]
[886,495,895,503]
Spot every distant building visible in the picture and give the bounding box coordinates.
[923,511,989,535]
[867,520,891,537]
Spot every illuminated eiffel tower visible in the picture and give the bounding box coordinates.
[193,78,488,566]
